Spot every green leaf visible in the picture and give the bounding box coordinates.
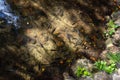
[106,19,119,37]
[107,20,118,28]
[75,66,91,77]
[95,61,107,70]
[107,52,120,63]
[108,29,115,36]
[83,71,91,77]
[94,60,116,74]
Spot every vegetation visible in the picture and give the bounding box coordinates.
[94,61,107,71]
[105,20,119,37]
[107,52,120,63]
[94,60,116,74]
[94,52,120,74]
[75,66,92,77]
[75,52,120,77]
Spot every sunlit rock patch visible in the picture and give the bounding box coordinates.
[3,0,113,70]
[0,0,118,80]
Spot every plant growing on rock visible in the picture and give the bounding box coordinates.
[105,20,119,37]
[94,61,107,71]
[94,60,116,74]
[104,62,116,74]
[75,66,92,77]
[107,52,120,63]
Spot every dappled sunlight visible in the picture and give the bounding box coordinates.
[25,29,57,64]
[0,0,117,80]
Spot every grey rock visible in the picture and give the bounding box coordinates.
[107,46,120,54]
[78,77,93,80]
[71,59,93,76]
[105,38,113,48]
[111,11,120,20]
[113,74,120,80]
[112,28,120,46]
[118,68,120,75]
[63,72,75,80]
[94,72,110,80]
[114,18,120,26]
[111,11,120,26]
[116,63,120,68]
[100,49,108,60]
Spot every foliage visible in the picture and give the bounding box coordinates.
[107,52,120,63]
[104,62,116,74]
[94,52,120,74]
[94,61,107,70]
[107,20,118,29]
[75,52,120,75]
[75,66,92,77]
[94,60,116,74]
[105,20,119,37]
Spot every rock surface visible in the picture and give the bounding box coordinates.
[112,74,120,80]
[63,72,75,80]
[78,77,93,80]
[94,72,111,80]
[0,0,116,80]
[112,28,120,46]
[71,59,93,75]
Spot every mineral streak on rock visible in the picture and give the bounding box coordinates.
[0,0,20,28]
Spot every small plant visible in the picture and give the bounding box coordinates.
[94,61,107,70]
[94,60,116,74]
[107,20,118,29]
[75,66,91,77]
[104,62,116,74]
[107,52,120,63]
[105,20,119,37]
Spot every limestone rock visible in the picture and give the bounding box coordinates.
[78,77,93,80]
[94,72,111,80]
[63,72,75,80]
[71,59,93,76]
[112,28,120,47]
[117,68,120,75]
[112,74,120,80]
